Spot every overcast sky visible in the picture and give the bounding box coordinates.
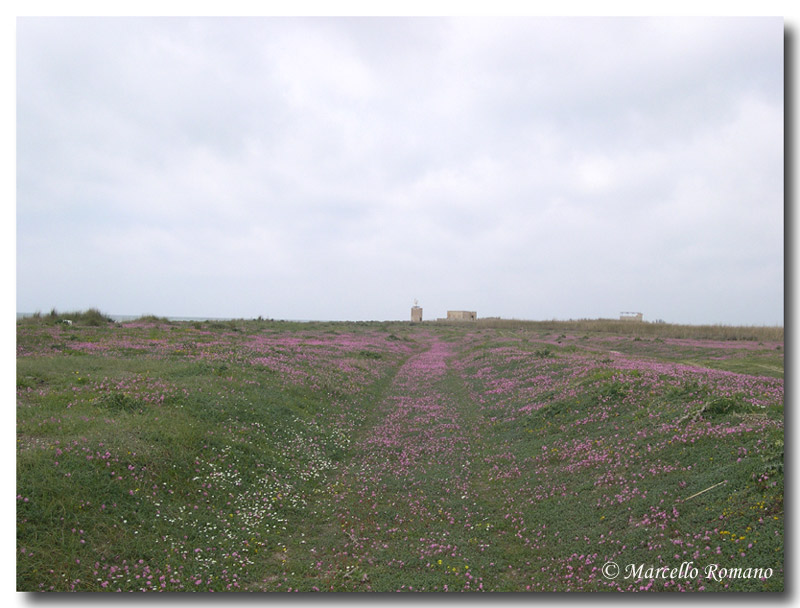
[15,16,784,324]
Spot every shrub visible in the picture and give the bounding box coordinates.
[41,308,114,326]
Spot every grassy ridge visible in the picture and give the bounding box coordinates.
[17,315,783,591]
[449,330,783,591]
[17,318,419,591]
[462,318,783,342]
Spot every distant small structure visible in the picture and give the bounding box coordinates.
[447,310,477,321]
[411,299,423,323]
[620,311,643,322]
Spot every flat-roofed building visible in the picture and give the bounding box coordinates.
[447,310,477,321]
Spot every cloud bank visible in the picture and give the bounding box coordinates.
[17,17,784,324]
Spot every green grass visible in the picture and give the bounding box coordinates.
[469,318,783,342]
[17,316,783,592]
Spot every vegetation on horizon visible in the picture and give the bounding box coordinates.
[18,309,783,342]
[20,308,115,327]
[465,317,783,342]
[17,315,783,591]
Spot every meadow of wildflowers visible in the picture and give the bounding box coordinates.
[17,318,783,592]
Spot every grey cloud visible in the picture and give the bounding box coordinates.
[16,16,784,324]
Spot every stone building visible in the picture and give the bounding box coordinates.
[447,310,477,321]
[411,305,423,322]
[620,312,643,322]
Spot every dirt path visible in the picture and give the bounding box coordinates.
[263,334,497,591]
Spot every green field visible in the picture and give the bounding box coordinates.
[16,314,784,591]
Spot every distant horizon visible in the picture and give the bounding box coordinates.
[15,309,785,328]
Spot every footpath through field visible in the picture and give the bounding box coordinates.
[256,326,785,592]
[266,333,501,591]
